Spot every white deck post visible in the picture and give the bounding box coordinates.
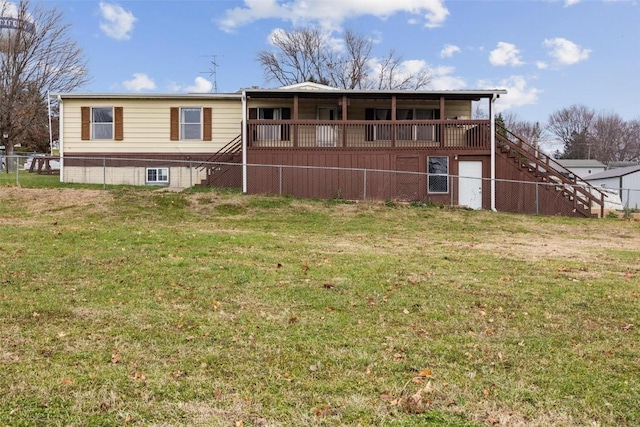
[242,91,247,194]
[490,94,497,212]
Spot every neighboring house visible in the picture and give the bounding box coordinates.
[586,164,640,209]
[555,159,606,178]
[54,83,607,217]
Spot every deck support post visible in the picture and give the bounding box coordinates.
[391,96,396,148]
[490,94,497,212]
[242,91,247,194]
[293,95,299,148]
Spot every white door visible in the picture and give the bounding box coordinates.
[316,107,337,147]
[458,161,483,209]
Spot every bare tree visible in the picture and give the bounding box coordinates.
[327,29,371,89]
[592,113,640,163]
[369,49,430,90]
[257,27,431,90]
[547,104,595,159]
[1,0,88,169]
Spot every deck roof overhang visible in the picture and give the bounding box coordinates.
[244,88,507,101]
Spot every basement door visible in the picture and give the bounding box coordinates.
[458,161,483,209]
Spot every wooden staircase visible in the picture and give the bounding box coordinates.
[495,125,605,218]
[197,134,243,187]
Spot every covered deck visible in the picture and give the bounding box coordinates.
[244,86,504,151]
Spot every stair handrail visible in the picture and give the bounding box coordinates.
[195,133,243,171]
[496,124,605,217]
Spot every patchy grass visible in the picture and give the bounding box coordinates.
[1,186,639,426]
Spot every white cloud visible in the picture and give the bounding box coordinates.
[187,77,214,93]
[171,77,214,93]
[564,0,580,6]
[489,42,524,67]
[122,73,156,92]
[219,0,449,33]
[440,44,461,58]
[99,2,137,41]
[543,37,591,65]
[478,75,541,112]
[536,61,549,70]
[430,66,466,90]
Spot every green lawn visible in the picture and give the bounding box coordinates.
[1,182,639,426]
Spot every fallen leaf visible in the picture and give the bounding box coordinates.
[322,283,334,289]
[111,352,122,364]
[417,368,432,377]
[61,378,73,386]
[132,372,146,381]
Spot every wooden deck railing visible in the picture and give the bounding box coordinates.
[247,119,491,150]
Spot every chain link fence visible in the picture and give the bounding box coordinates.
[2,155,639,216]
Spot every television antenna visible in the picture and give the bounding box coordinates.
[200,54,223,93]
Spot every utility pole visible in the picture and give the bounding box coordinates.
[200,54,222,93]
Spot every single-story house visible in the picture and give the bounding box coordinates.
[586,164,640,209]
[53,82,607,217]
[555,159,606,178]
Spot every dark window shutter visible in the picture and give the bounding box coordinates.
[203,107,212,141]
[365,108,374,141]
[81,107,90,140]
[170,107,179,141]
[248,108,257,120]
[114,107,123,141]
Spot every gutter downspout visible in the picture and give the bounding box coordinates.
[57,94,64,183]
[241,90,247,194]
[490,93,497,212]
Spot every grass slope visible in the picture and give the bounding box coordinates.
[1,183,639,426]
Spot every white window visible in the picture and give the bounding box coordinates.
[92,107,113,140]
[428,156,449,193]
[181,107,202,140]
[146,167,169,185]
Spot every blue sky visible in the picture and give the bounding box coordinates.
[36,0,639,125]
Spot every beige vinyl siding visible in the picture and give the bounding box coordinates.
[62,98,242,155]
[64,166,207,188]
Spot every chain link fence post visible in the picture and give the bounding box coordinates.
[363,169,367,200]
[535,182,539,215]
